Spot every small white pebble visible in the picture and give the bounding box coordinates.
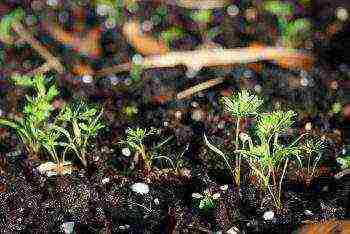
[47,0,58,7]
[191,101,199,108]
[130,182,149,195]
[96,4,112,16]
[105,18,116,29]
[217,121,225,129]
[304,210,313,216]
[336,7,348,21]
[263,210,274,221]
[227,226,240,234]
[102,177,110,184]
[300,77,309,87]
[254,84,262,93]
[132,54,144,65]
[175,110,182,119]
[141,20,154,32]
[109,75,119,85]
[154,198,160,205]
[220,185,228,191]
[124,78,132,86]
[239,132,250,142]
[122,148,131,157]
[227,5,239,17]
[192,193,202,199]
[191,109,203,121]
[212,193,220,199]
[243,69,253,78]
[163,121,169,127]
[82,74,93,84]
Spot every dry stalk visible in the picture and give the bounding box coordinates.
[162,0,230,9]
[96,46,313,78]
[10,21,64,75]
[123,20,169,56]
[176,77,225,100]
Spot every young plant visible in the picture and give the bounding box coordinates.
[0,74,58,159]
[192,189,220,212]
[238,110,301,210]
[295,136,325,187]
[120,127,159,172]
[219,90,263,187]
[55,101,105,167]
[263,0,312,48]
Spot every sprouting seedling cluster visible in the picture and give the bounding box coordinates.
[192,189,220,211]
[263,0,312,48]
[205,90,319,210]
[120,127,160,172]
[0,74,104,172]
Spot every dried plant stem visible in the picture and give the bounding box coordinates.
[11,22,64,75]
[176,77,225,100]
[96,46,312,77]
[164,0,230,9]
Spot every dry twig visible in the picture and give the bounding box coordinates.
[176,77,225,100]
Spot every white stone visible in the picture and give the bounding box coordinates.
[47,0,58,7]
[300,77,309,87]
[336,7,348,21]
[227,226,240,234]
[132,54,144,65]
[263,210,274,220]
[96,4,112,16]
[62,221,75,234]
[191,109,203,121]
[122,148,131,157]
[227,5,239,17]
[105,18,116,29]
[131,182,149,195]
[102,177,110,184]
[109,75,119,85]
[304,209,313,216]
[254,84,262,93]
[212,193,220,199]
[141,20,153,32]
[154,198,160,205]
[82,74,93,84]
[192,193,203,199]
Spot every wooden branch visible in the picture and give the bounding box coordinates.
[164,0,230,9]
[41,21,102,58]
[123,20,169,56]
[140,47,313,71]
[11,22,64,75]
[95,46,313,78]
[176,77,225,100]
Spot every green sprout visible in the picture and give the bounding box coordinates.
[295,136,325,187]
[237,110,301,210]
[0,8,25,44]
[192,189,220,211]
[160,27,185,46]
[219,90,263,187]
[55,101,105,167]
[120,127,159,172]
[263,0,312,48]
[190,9,213,24]
[0,74,58,159]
